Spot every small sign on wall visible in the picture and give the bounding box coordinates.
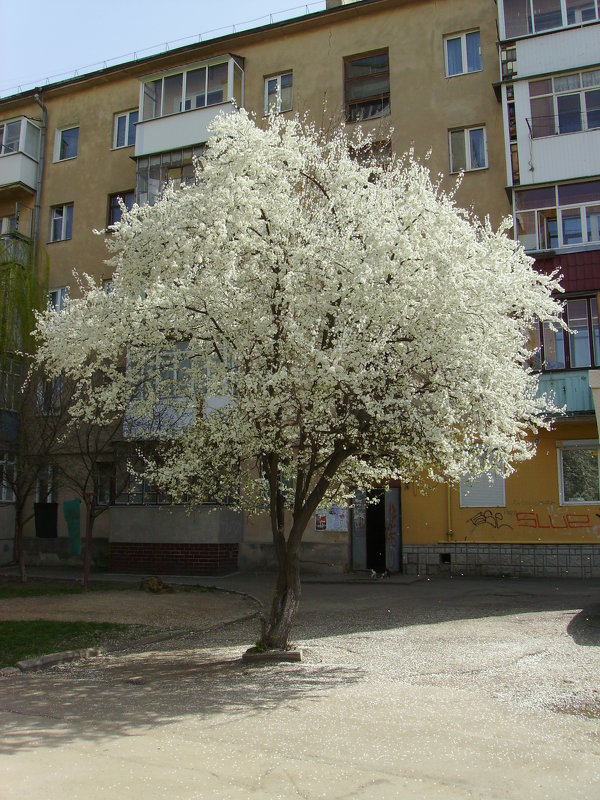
[315,505,348,531]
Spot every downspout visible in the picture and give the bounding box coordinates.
[32,91,47,268]
[446,485,454,541]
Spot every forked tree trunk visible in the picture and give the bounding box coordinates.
[260,546,301,650]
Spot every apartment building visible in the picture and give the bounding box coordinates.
[1,0,598,577]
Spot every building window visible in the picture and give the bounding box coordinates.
[533,295,600,371]
[35,465,56,503]
[0,120,21,155]
[50,204,73,242]
[141,58,244,121]
[515,181,600,251]
[113,110,138,149]
[529,69,600,137]
[449,126,487,172]
[558,440,600,504]
[55,127,79,161]
[0,357,21,412]
[502,0,599,38]
[108,191,135,226]
[344,50,390,123]
[460,471,506,508]
[49,287,68,312]
[136,148,202,206]
[0,451,15,503]
[444,31,482,77]
[264,72,293,114]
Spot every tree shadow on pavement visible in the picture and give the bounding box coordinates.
[0,638,364,755]
[567,603,600,646]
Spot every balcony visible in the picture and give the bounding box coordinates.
[134,55,243,159]
[0,117,41,195]
[0,231,32,267]
[536,370,594,415]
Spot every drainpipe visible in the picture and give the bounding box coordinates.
[446,485,454,541]
[32,91,47,269]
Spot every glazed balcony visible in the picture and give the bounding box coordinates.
[0,231,32,267]
[135,55,243,158]
[537,370,595,415]
[0,117,41,195]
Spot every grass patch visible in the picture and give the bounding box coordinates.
[0,620,144,668]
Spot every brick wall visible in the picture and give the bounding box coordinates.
[403,543,600,578]
[109,542,239,575]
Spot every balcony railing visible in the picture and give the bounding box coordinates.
[527,113,600,139]
[0,232,31,267]
[536,370,594,415]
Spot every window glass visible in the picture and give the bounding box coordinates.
[516,211,538,250]
[542,321,566,368]
[566,0,598,23]
[561,445,599,503]
[561,208,583,245]
[582,69,600,88]
[503,0,532,36]
[531,95,555,137]
[207,63,227,105]
[530,78,553,97]
[515,186,556,210]
[280,72,293,111]
[115,115,126,148]
[345,51,390,123]
[557,93,582,133]
[446,37,463,76]
[59,127,78,160]
[163,73,183,115]
[567,298,592,367]
[23,121,40,159]
[127,111,138,146]
[465,31,482,72]
[538,208,558,248]
[585,89,600,128]
[592,297,600,365]
[558,181,600,205]
[586,205,600,241]
[450,129,466,171]
[143,79,162,120]
[185,67,206,110]
[469,128,486,168]
[108,191,134,226]
[533,0,563,31]
[3,120,21,154]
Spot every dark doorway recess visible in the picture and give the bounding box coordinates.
[366,490,386,572]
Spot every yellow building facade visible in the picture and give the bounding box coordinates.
[1,0,599,577]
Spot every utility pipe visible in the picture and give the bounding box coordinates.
[32,91,47,268]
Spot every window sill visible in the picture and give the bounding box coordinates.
[445,68,483,79]
[47,238,72,245]
[53,156,77,163]
[345,110,391,126]
[111,144,135,151]
[450,166,489,174]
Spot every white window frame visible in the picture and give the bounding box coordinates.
[49,286,68,312]
[0,451,16,503]
[449,126,488,173]
[501,0,600,38]
[113,110,138,149]
[557,439,600,505]
[444,30,482,78]
[49,204,73,242]
[0,356,22,412]
[459,470,506,508]
[529,69,600,138]
[0,119,22,156]
[53,126,79,162]
[264,72,293,115]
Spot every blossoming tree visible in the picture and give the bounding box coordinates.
[35,111,561,649]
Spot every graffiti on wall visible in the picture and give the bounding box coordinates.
[468,510,512,529]
[467,508,594,532]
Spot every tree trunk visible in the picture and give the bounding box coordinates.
[14,512,26,583]
[260,546,301,650]
[83,493,94,591]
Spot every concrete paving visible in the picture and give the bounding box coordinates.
[1,573,599,799]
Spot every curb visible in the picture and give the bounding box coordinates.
[17,647,99,672]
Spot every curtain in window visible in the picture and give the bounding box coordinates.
[446,38,462,76]
[465,32,481,72]
[469,129,485,169]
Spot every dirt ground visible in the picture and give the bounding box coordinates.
[0,586,257,630]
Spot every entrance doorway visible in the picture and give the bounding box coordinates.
[366,490,386,572]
